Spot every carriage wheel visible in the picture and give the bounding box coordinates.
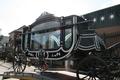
[76,55,110,80]
[13,53,27,72]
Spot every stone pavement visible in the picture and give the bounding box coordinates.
[0,60,36,80]
[0,60,77,80]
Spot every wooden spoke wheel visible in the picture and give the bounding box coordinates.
[13,53,27,72]
[76,55,110,80]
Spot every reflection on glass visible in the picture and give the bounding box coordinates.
[65,29,72,49]
[31,30,60,50]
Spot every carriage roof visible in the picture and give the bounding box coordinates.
[30,12,60,31]
[29,12,86,32]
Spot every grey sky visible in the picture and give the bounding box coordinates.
[0,0,119,36]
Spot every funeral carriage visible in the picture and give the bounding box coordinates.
[11,12,120,80]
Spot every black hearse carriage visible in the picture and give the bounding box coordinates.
[12,12,120,80]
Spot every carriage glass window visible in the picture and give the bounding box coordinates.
[31,30,60,50]
[65,28,72,49]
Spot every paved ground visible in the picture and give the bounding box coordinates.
[0,60,13,79]
[0,60,37,80]
[0,60,77,80]
[0,61,13,73]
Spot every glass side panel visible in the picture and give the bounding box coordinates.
[30,30,60,50]
[65,28,72,49]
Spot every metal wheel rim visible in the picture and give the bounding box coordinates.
[76,56,109,80]
[13,54,27,72]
